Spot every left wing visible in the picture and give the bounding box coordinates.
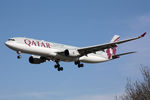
[78,32,146,56]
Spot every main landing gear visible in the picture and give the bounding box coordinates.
[17,51,21,59]
[74,61,84,68]
[54,61,63,71]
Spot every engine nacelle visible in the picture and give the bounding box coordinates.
[64,49,80,57]
[29,56,46,64]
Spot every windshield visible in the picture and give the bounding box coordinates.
[8,39,15,41]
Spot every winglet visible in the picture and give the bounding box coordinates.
[139,32,146,38]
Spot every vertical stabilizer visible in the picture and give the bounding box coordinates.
[105,35,120,59]
[110,35,120,43]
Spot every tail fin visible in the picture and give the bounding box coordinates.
[110,35,120,43]
[105,35,120,59]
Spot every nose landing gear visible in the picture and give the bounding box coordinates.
[17,51,21,59]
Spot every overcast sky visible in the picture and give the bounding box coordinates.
[0,0,150,100]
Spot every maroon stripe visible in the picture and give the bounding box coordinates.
[113,37,120,42]
[106,49,111,59]
[112,47,117,55]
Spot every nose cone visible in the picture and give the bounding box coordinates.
[5,41,13,48]
[5,41,10,46]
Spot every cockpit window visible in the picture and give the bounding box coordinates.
[8,39,15,41]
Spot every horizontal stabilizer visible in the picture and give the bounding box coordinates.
[112,51,136,59]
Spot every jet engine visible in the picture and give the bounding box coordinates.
[64,49,80,57]
[29,56,46,64]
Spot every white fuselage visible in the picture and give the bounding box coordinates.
[5,37,109,63]
[4,32,146,71]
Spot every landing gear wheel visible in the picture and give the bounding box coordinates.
[54,65,59,69]
[17,55,21,59]
[57,67,63,71]
[80,64,84,67]
[60,67,63,71]
[17,51,21,59]
[57,68,61,71]
[74,61,78,65]
[78,64,84,68]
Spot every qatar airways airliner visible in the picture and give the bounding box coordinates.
[5,32,146,71]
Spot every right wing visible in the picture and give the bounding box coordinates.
[78,32,146,56]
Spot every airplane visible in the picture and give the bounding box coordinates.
[5,32,146,71]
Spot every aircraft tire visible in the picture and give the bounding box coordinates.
[78,64,84,68]
[54,65,59,68]
[58,67,63,71]
[17,55,21,59]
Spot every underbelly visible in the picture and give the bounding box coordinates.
[79,55,107,63]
